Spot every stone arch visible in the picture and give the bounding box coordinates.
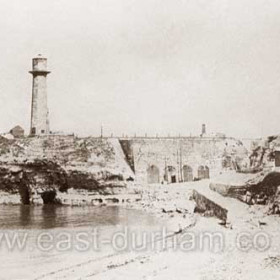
[197,165,210,180]
[197,166,205,180]
[182,165,193,182]
[147,165,160,184]
[204,166,210,179]
[165,166,177,183]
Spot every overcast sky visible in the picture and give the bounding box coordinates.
[0,0,280,138]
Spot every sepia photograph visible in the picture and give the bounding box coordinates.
[0,0,280,279]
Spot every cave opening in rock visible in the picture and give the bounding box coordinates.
[41,190,57,204]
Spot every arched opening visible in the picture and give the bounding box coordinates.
[197,166,205,180]
[197,166,210,180]
[147,165,160,184]
[182,165,193,182]
[41,190,57,204]
[165,166,177,183]
[19,172,30,205]
[204,166,210,179]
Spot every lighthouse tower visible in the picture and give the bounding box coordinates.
[29,54,50,136]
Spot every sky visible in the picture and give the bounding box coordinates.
[0,0,280,138]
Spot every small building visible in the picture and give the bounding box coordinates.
[10,125,24,138]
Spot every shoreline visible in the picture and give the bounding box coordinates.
[1,181,280,279]
[0,182,198,234]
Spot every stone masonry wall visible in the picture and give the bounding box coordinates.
[121,137,248,184]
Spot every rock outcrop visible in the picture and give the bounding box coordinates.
[209,171,280,205]
[0,136,135,205]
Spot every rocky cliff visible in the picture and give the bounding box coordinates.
[0,135,135,205]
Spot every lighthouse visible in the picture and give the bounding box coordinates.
[29,54,50,136]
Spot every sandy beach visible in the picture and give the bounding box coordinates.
[1,180,278,280]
